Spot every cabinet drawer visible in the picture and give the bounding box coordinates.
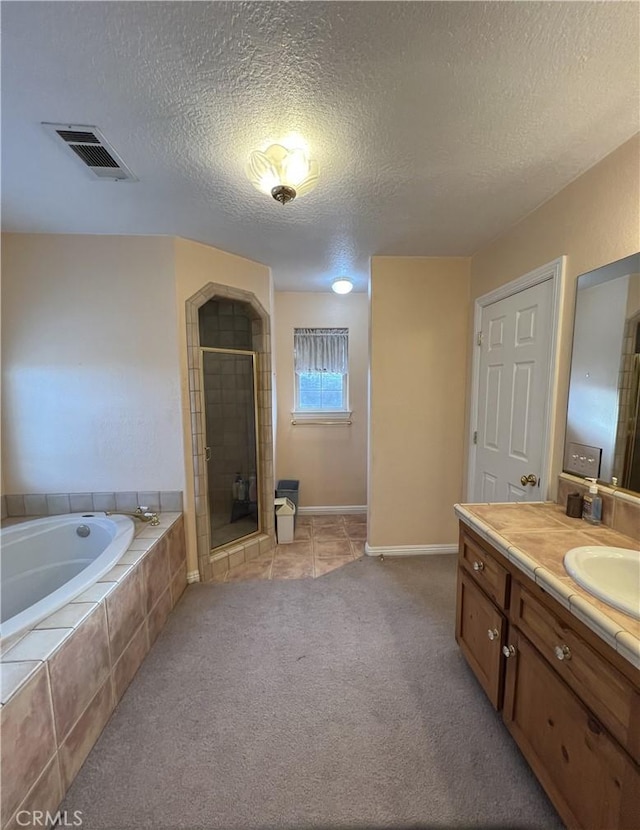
[455,568,506,709]
[459,529,509,609]
[511,582,640,762]
[503,629,639,830]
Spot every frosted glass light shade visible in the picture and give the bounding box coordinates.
[246,143,319,200]
[331,278,354,295]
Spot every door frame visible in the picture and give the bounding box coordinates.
[466,257,566,503]
[199,346,262,553]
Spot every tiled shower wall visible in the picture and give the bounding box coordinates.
[613,312,640,487]
[204,355,257,521]
[200,299,258,521]
[199,298,254,350]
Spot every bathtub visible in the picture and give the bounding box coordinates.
[1,513,134,642]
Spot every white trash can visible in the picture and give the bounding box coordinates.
[274,497,296,544]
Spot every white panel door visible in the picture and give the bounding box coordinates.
[473,280,553,502]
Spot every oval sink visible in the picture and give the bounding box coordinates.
[564,546,640,620]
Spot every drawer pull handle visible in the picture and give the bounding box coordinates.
[554,645,572,661]
[473,560,485,572]
[487,628,499,641]
[502,645,516,658]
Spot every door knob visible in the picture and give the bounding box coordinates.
[487,628,499,641]
[520,473,538,486]
[205,446,212,462]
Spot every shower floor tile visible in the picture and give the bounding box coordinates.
[221,514,367,584]
[210,514,258,548]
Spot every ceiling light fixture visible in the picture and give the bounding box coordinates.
[246,143,319,205]
[331,278,354,295]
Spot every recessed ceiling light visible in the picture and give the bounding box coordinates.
[332,278,353,295]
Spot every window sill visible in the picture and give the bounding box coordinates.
[290,410,352,425]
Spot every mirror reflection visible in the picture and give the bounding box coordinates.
[564,253,640,492]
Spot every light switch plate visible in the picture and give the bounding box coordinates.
[564,442,602,479]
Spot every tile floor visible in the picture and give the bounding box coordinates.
[210,512,258,549]
[219,514,367,582]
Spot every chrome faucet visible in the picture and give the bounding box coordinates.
[106,506,160,526]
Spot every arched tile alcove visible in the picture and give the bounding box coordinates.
[185,282,275,582]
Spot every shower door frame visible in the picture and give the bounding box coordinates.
[199,345,263,553]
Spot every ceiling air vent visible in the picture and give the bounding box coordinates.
[42,123,137,181]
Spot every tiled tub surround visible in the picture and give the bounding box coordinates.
[0,513,187,830]
[453,501,640,668]
[1,490,183,518]
[1,514,135,642]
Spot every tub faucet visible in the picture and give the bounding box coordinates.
[107,506,160,526]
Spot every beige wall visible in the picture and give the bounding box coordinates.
[173,238,273,573]
[369,258,471,547]
[5,136,637,567]
[173,237,272,315]
[274,292,368,507]
[1,234,182,493]
[469,134,640,495]
[1,234,272,577]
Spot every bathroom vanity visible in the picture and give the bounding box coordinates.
[453,502,639,830]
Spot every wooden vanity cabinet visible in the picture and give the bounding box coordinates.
[458,527,510,607]
[455,523,640,830]
[455,526,510,708]
[510,581,640,760]
[455,569,506,708]
[503,625,639,830]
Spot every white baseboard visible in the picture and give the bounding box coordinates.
[364,542,458,557]
[186,569,201,583]
[297,505,367,515]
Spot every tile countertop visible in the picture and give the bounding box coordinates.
[453,501,640,669]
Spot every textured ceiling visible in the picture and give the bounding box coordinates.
[2,1,639,291]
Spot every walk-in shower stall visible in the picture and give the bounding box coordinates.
[199,299,260,549]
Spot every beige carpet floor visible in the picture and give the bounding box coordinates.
[62,555,562,830]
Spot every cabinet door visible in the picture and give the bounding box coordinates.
[511,581,640,761]
[503,627,640,830]
[455,568,506,709]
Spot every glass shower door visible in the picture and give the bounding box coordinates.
[201,348,260,549]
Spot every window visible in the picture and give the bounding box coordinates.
[294,328,349,414]
[297,371,346,410]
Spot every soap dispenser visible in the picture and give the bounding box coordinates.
[582,478,603,525]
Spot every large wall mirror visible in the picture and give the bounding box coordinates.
[564,252,640,493]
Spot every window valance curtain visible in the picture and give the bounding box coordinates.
[294,328,348,374]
